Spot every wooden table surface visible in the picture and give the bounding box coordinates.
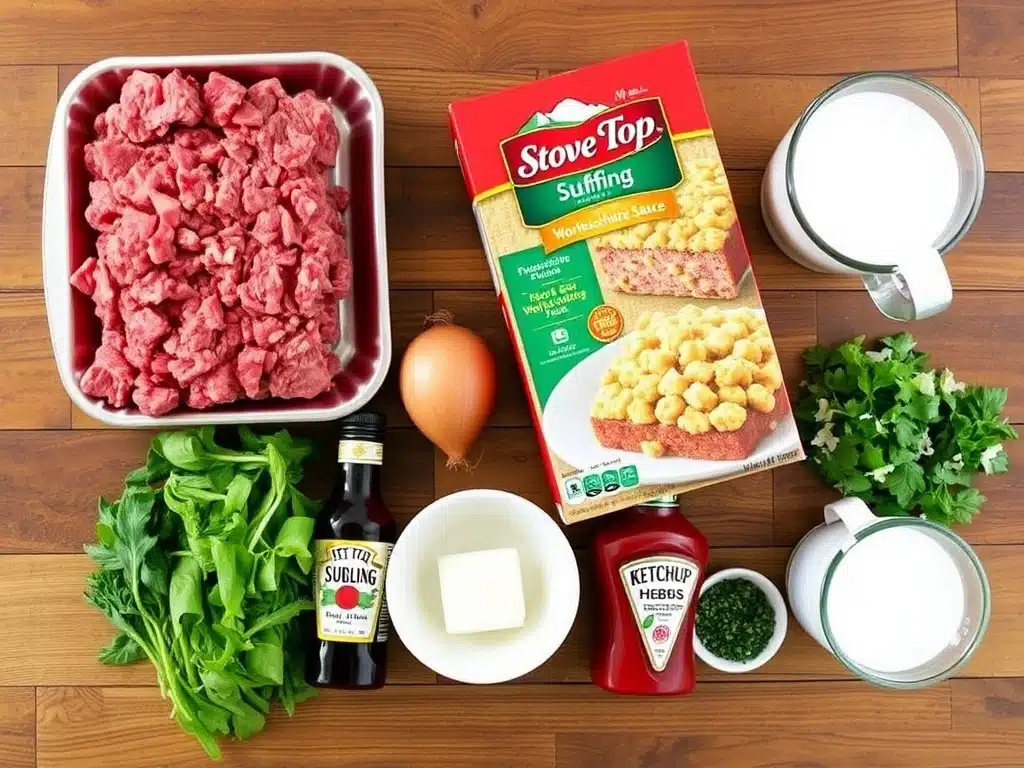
[1,1,1023,766]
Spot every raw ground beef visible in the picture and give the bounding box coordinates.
[71,70,351,416]
[590,397,790,461]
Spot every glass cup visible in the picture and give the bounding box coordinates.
[809,499,990,689]
[761,73,985,321]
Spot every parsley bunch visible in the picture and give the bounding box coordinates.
[796,333,1016,525]
[84,426,320,759]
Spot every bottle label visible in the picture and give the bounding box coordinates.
[338,439,383,466]
[314,539,393,643]
[619,554,700,672]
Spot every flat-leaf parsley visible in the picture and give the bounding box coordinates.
[797,333,1016,525]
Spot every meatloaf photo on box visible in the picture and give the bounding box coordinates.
[590,305,788,460]
[592,158,748,299]
[69,69,350,416]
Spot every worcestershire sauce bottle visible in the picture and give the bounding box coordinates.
[307,412,395,689]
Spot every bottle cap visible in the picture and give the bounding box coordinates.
[643,494,679,509]
[338,411,386,441]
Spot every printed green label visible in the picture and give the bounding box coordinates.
[513,133,682,226]
[498,241,607,406]
[620,466,640,488]
[584,474,603,497]
[602,469,621,492]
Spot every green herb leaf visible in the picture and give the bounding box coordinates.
[97,631,148,665]
[169,555,203,636]
[641,614,654,629]
[797,334,1015,526]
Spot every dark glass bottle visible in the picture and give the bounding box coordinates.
[306,412,396,689]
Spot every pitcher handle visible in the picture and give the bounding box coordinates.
[862,246,952,322]
[824,497,878,535]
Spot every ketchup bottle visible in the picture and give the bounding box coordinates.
[591,495,709,695]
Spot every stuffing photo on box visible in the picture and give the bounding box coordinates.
[450,41,805,525]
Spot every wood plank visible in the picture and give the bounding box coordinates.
[959,0,1024,77]
[387,166,484,288]
[35,681,951,768]
[0,167,43,289]
[816,291,1024,422]
[365,289,432,428]
[36,685,551,768]
[0,554,431,686]
[376,69,536,167]
[703,75,980,172]
[0,293,70,429]
[6,1,955,73]
[0,65,55,165]
[952,678,1024,730]
[0,689,33,768]
[387,167,1024,290]
[980,80,1024,171]
[774,438,1024,546]
[556,730,1024,768]
[0,427,432,552]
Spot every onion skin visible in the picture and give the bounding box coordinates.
[399,323,496,467]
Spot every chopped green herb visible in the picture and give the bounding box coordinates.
[797,333,1017,526]
[695,578,775,663]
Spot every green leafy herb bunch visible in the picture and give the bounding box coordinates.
[84,426,321,759]
[797,333,1016,525]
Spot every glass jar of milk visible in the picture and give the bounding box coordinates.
[762,73,984,321]
[787,498,990,689]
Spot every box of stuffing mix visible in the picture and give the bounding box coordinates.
[449,41,804,525]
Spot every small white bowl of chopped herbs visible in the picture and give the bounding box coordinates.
[693,567,788,673]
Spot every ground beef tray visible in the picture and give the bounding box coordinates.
[590,396,791,461]
[68,68,352,417]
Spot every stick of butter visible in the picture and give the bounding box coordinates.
[437,547,527,635]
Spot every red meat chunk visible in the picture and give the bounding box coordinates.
[80,340,135,408]
[75,69,351,416]
[203,73,247,127]
[85,138,143,181]
[70,258,99,296]
[187,362,244,409]
[268,329,333,400]
[133,382,180,416]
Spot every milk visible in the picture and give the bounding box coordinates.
[761,76,982,321]
[790,91,960,266]
[785,497,989,688]
[824,526,965,673]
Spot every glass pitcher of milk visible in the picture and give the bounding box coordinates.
[762,73,984,321]
[786,497,990,688]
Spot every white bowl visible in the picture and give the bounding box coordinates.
[385,489,580,684]
[693,567,788,673]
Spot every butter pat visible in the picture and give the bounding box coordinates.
[438,547,526,635]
